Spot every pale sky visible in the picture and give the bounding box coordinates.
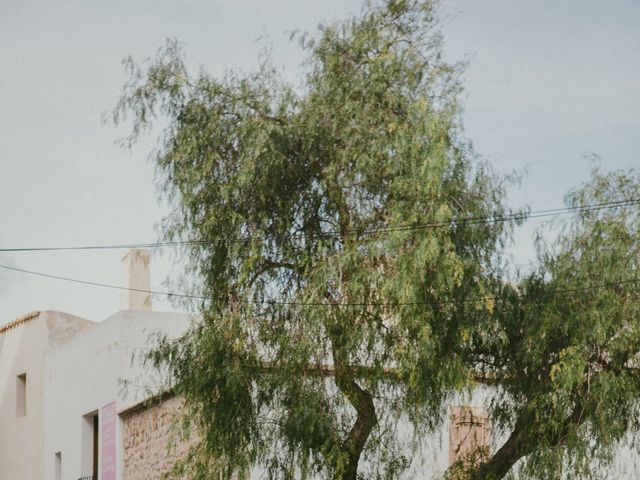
[1,0,639,326]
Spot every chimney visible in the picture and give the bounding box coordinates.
[121,249,152,311]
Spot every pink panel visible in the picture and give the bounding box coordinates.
[101,402,117,480]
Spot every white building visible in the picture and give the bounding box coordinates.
[0,250,190,480]
[0,248,491,480]
[0,310,94,480]
[6,249,636,479]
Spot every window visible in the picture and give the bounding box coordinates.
[16,373,26,417]
[54,452,62,480]
[449,405,490,474]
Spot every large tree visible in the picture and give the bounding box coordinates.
[465,168,640,480]
[114,1,516,479]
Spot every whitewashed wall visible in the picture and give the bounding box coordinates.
[43,310,190,480]
[0,311,93,480]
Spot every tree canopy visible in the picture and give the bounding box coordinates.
[467,168,640,479]
[113,1,640,479]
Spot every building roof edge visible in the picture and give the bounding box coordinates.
[0,311,41,335]
[118,390,176,419]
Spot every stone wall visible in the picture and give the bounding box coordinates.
[122,395,194,480]
[122,396,492,479]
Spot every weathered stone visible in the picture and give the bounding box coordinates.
[122,396,195,480]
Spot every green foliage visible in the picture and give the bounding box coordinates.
[113,0,640,477]
[470,168,640,479]
[114,1,519,479]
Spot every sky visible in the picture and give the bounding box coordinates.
[1,0,639,326]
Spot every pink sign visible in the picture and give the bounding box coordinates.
[101,402,117,480]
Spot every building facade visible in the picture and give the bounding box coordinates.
[0,247,508,480]
[0,310,94,479]
[17,248,636,479]
[0,250,190,480]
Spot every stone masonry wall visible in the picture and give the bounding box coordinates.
[122,395,195,480]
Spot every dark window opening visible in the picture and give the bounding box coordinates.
[16,373,26,417]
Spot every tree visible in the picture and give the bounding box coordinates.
[113,1,640,479]
[113,1,516,479]
[465,168,640,480]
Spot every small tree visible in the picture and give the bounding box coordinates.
[464,168,640,479]
[114,1,515,478]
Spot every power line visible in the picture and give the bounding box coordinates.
[1,263,638,308]
[1,197,638,253]
[0,241,196,253]
[0,264,208,301]
[345,198,640,236]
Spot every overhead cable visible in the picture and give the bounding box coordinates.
[1,263,638,308]
[1,197,638,253]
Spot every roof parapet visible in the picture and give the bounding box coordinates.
[0,311,41,335]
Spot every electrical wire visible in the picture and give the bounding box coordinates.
[0,241,196,253]
[0,197,638,253]
[0,263,638,308]
[0,264,208,301]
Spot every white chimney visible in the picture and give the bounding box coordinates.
[121,249,152,311]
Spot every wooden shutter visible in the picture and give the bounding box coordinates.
[449,405,490,472]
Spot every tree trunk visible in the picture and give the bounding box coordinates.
[335,374,378,480]
[330,330,377,480]
[468,423,528,480]
[465,403,584,480]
